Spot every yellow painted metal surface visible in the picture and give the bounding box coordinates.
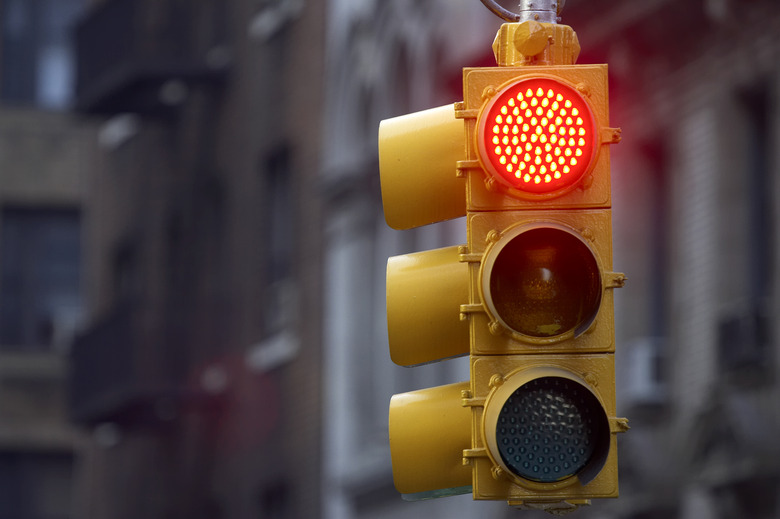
[457,64,615,211]
[389,381,472,497]
[379,104,466,230]
[492,21,580,67]
[459,22,625,508]
[386,246,469,366]
[467,210,620,355]
[467,355,622,504]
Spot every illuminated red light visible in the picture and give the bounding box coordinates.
[477,77,596,195]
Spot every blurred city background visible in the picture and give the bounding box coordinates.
[0,0,779,517]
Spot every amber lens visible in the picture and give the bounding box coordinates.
[488,227,601,338]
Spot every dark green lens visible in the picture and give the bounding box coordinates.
[495,377,606,483]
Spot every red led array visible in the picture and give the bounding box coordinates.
[479,78,596,195]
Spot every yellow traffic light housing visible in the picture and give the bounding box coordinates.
[389,382,472,498]
[461,63,619,212]
[379,105,466,230]
[386,246,469,366]
[476,76,598,197]
[467,354,623,508]
[379,12,627,513]
[466,210,621,356]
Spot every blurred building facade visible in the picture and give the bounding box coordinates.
[0,0,90,518]
[59,1,780,519]
[69,0,325,517]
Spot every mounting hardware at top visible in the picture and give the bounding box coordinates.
[480,0,565,23]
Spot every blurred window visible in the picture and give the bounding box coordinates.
[715,84,774,381]
[0,0,85,109]
[0,208,82,351]
[740,85,772,302]
[261,145,296,335]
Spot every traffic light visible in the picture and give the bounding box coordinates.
[380,13,627,513]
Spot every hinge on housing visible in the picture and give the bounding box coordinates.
[460,304,484,319]
[458,251,482,263]
[610,417,630,433]
[456,159,481,178]
[461,390,486,408]
[601,127,622,144]
[454,102,478,120]
[605,271,627,289]
[462,448,488,466]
